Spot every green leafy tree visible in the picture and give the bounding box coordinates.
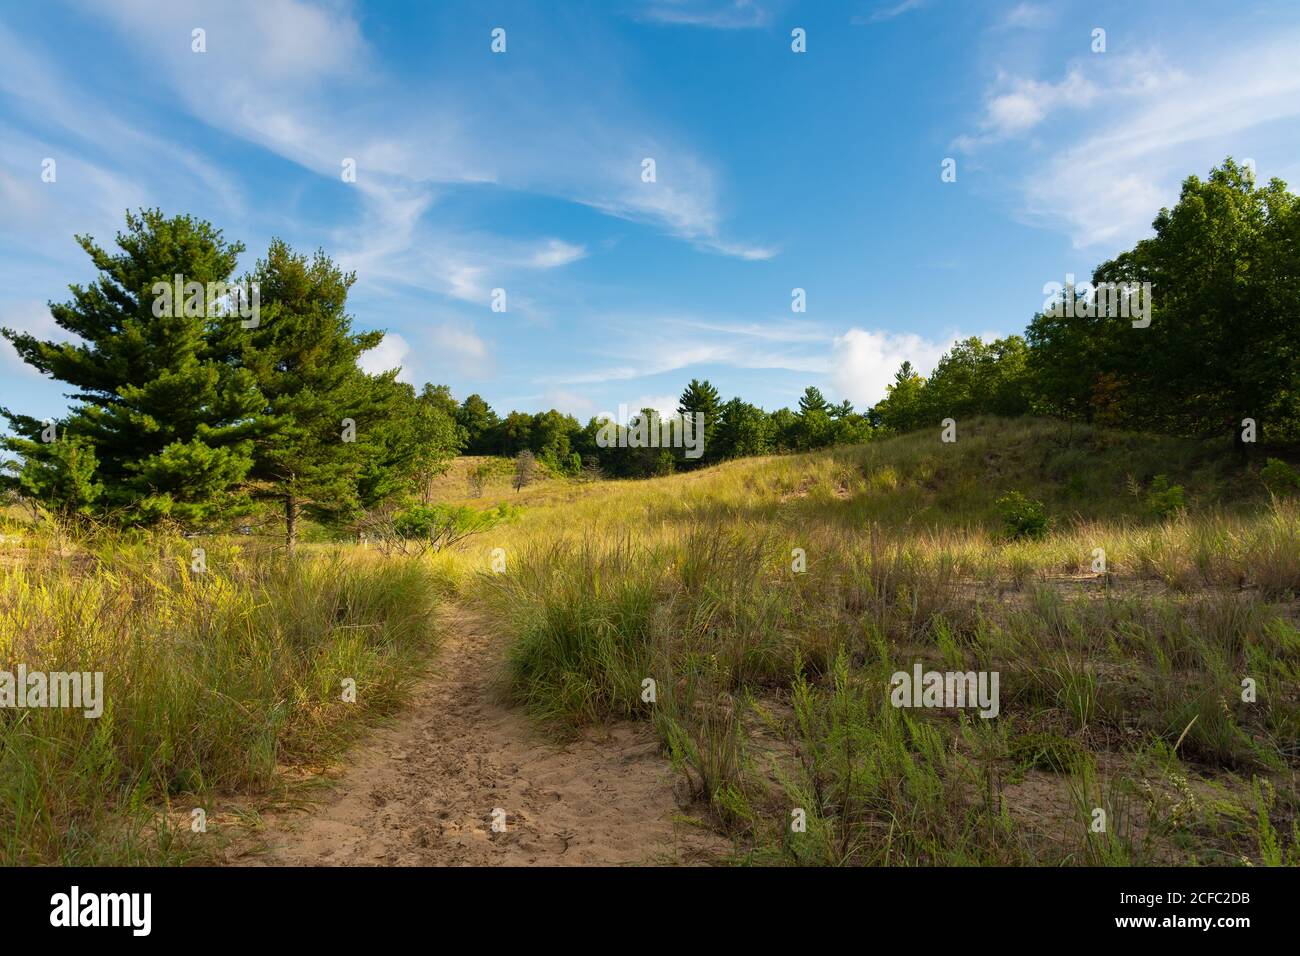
[456,394,500,454]
[830,412,874,446]
[627,408,665,477]
[496,411,535,456]
[1089,158,1300,452]
[1025,290,1113,422]
[769,407,801,450]
[409,385,467,502]
[923,336,1033,421]
[358,382,465,507]
[715,397,775,459]
[529,409,581,471]
[873,361,927,433]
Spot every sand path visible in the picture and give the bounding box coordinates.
[226,607,721,866]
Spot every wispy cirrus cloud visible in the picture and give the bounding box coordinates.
[952,52,1184,149]
[853,0,929,25]
[953,18,1300,250]
[0,22,244,259]
[998,2,1056,30]
[75,0,769,276]
[535,313,829,388]
[529,240,587,269]
[634,0,773,29]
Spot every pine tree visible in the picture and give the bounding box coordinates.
[240,240,400,553]
[1,419,103,517]
[793,386,832,448]
[676,378,721,464]
[797,386,830,416]
[0,209,262,524]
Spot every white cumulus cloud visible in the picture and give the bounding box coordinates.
[829,328,959,407]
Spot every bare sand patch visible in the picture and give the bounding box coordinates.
[225,607,724,866]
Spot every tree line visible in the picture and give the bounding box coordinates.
[877,159,1300,454]
[452,379,872,479]
[447,160,1300,475]
[3,159,1296,541]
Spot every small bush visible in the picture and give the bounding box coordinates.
[1146,475,1186,519]
[466,463,494,498]
[382,503,518,555]
[1261,458,1300,498]
[996,491,1049,540]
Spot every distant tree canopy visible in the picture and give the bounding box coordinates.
[3,159,1293,529]
[874,336,1034,433]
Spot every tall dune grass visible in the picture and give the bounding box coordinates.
[0,532,442,865]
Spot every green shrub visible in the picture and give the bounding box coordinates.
[388,503,518,553]
[996,491,1049,540]
[1146,475,1186,519]
[1261,458,1300,498]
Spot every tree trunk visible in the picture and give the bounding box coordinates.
[285,492,299,557]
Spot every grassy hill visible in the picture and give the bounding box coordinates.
[440,418,1299,864]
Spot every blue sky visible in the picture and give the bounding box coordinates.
[2,0,1299,425]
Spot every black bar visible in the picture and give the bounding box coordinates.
[1,866,1287,942]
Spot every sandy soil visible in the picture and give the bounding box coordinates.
[225,607,724,866]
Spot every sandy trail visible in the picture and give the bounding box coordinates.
[226,607,722,866]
